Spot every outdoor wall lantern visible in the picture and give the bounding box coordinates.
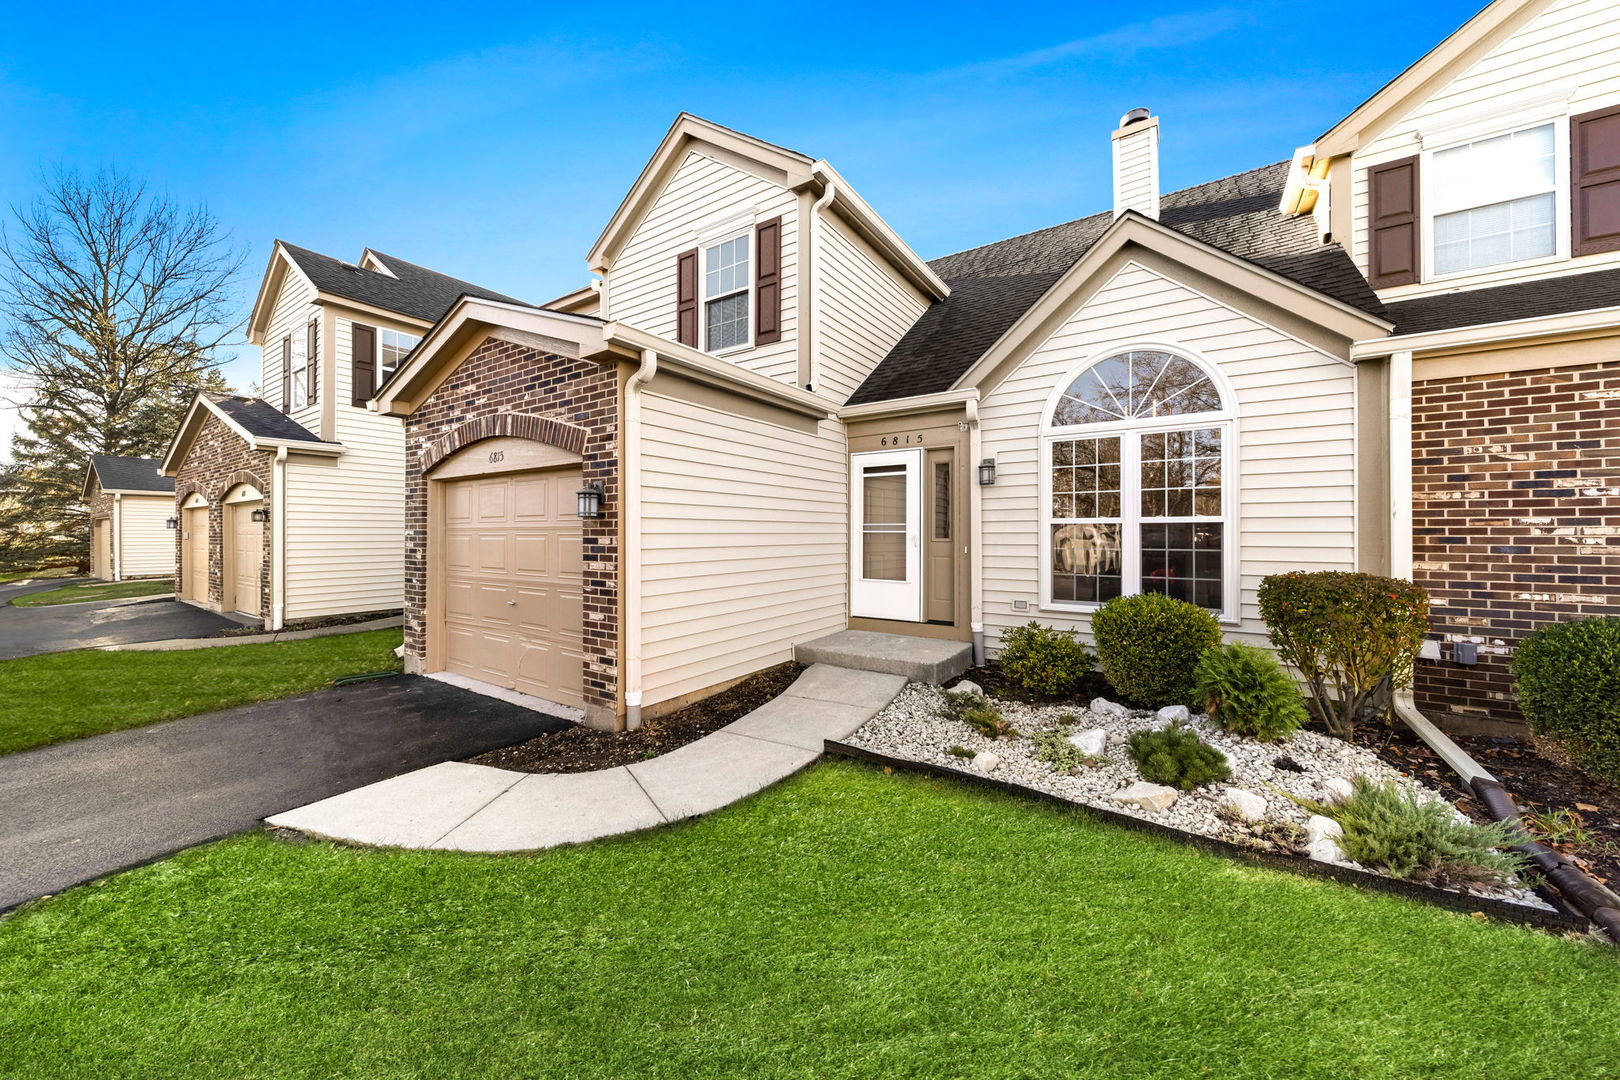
[250,507,270,523]
[978,457,997,486]
[165,517,178,530]
[576,481,605,520]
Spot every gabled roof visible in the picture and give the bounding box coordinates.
[84,455,173,498]
[160,392,339,476]
[849,161,1387,405]
[278,243,531,324]
[207,394,326,443]
[1383,266,1620,336]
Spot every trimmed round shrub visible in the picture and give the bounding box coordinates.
[1128,723,1230,791]
[998,621,1093,697]
[1511,617,1620,785]
[1257,571,1428,738]
[1195,642,1306,742]
[1090,593,1221,708]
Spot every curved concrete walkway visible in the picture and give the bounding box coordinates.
[267,663,907,852]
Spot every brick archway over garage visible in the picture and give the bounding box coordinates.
[419,414,589,475]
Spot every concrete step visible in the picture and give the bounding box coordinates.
[794,630,972,684]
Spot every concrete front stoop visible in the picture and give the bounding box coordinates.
[793,629,972,684]
[266,663,907,853]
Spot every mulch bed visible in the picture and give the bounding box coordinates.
[212,610,402,637]
[1347,721,1620,892]
[465,661,806,774]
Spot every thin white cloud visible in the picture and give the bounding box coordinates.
[938,8,1254,80]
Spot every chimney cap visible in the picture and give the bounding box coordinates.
[1119,107,1152,128]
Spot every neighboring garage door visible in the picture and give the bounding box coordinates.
[184,505,209,603]
[228,499,263,617]
[442,467,584,708]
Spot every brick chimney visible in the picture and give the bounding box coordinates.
[1112,108,1160,219]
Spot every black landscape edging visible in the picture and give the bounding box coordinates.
[824,739,1593,936]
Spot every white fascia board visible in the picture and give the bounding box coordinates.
[1353,304,1620,359]
[838,388,980,420]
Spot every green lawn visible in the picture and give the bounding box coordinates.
[9,578,173,607]
[0,761,1613,1079]
[0,629,403,755]
[0,567,76,585]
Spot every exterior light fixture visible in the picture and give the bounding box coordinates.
[165,517,179,530]
[576,481,605,520]
[251,507,270,523]
[977,458,997,486]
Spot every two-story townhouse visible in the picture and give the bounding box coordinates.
[160,244,526,628]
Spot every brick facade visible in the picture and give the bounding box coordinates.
[172,413,274,617]
[1411,359,1620,728]
[403,335,622,724]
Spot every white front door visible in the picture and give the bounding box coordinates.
[851,449,923,621]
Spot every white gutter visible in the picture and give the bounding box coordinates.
[111,493,123,582]
[1352,302,1620,359]
[807,177,838,394]
[966,397,986,666]
[838,388,980,420]
[271,446,288,631]
[622,348,657,731]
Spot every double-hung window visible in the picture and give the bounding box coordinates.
[378,329,421,385]
[1430,123,1558,276]
[702,233,750,352]
[1045,348,1232,617]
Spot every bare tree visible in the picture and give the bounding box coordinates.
[0,166,240,571]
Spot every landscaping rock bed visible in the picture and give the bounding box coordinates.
[846,681,1553,911]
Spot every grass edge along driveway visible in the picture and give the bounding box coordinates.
[0,759,1614,1079]
[9,579,173,607]
[0,628,403,755]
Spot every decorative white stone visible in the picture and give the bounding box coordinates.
[1110,781,1178,813]
[1067,728,1108,757]
[1221,787,1267,822]
[971,751,1002,773]
[1320,776,1355,805]
[1305,814,1343,846]
[1090,698,1131,719]
[1156,705,1190,724]
[951,680,984,698]
[1307,835,1348,864]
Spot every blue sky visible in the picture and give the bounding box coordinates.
[0,0,1483,450]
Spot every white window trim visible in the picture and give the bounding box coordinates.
[378,328,421,385]
[700,229,754,357]
[1419,116,1569,285]
[1036,343,1240,625]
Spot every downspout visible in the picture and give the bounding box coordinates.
[807,174,838,394]
[272,446,288,631]
[111,493,123,582]
[622,348,657,731]
[965,397,986,666]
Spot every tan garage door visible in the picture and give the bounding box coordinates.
[442,467,584,708]
[185,506,208,603]
[229,501,263,617]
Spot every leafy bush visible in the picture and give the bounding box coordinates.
[941,689,1017,740]
[998,621,1094,697]
[1512,617,1620,785]
[1127,722,1230,791]
[1194,642,1306,742]
[1030,728,1101,772]
[1090,593,1222,708]
[1257,571,1429,738]
[1296,776,1526,890]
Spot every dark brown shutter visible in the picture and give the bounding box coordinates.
[306,322,319,404]
[1573,104,1620,257]
[676,248,699,346]
[281,337,292,408]
[1368,156,1421,288]
[754,216,782,345]
[351,323,376,406]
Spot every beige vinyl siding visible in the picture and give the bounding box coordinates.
[815,214,930,403]
[1350,0,1620,297]
[637,386,847,706]
[260,264,321,428]
[977,261,1357,652]
[118,495,176,578]
[608,150,799,384]
[278,312,409,620]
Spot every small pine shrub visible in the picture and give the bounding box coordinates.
[1296,776,1527,890]
[1090,593,1222,708]
[998,621,1094,697]
[1127,722,1230,791]
[1511,617,1620,785]
[941,689,1017,739]
[1030,728,1099,772]
[1194,642,1307,742]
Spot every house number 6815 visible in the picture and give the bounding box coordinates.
[488,450,505,463]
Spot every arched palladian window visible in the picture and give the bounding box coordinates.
[1044,348,1232,615]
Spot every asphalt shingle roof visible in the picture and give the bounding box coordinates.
[87,455,173,493]
[849,161,1387,405]
[280,244,530,324]
[1383,267,1620,335]
[208,394,328,443]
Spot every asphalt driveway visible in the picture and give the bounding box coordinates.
[0,592,237,660]
[0,675,570,910]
